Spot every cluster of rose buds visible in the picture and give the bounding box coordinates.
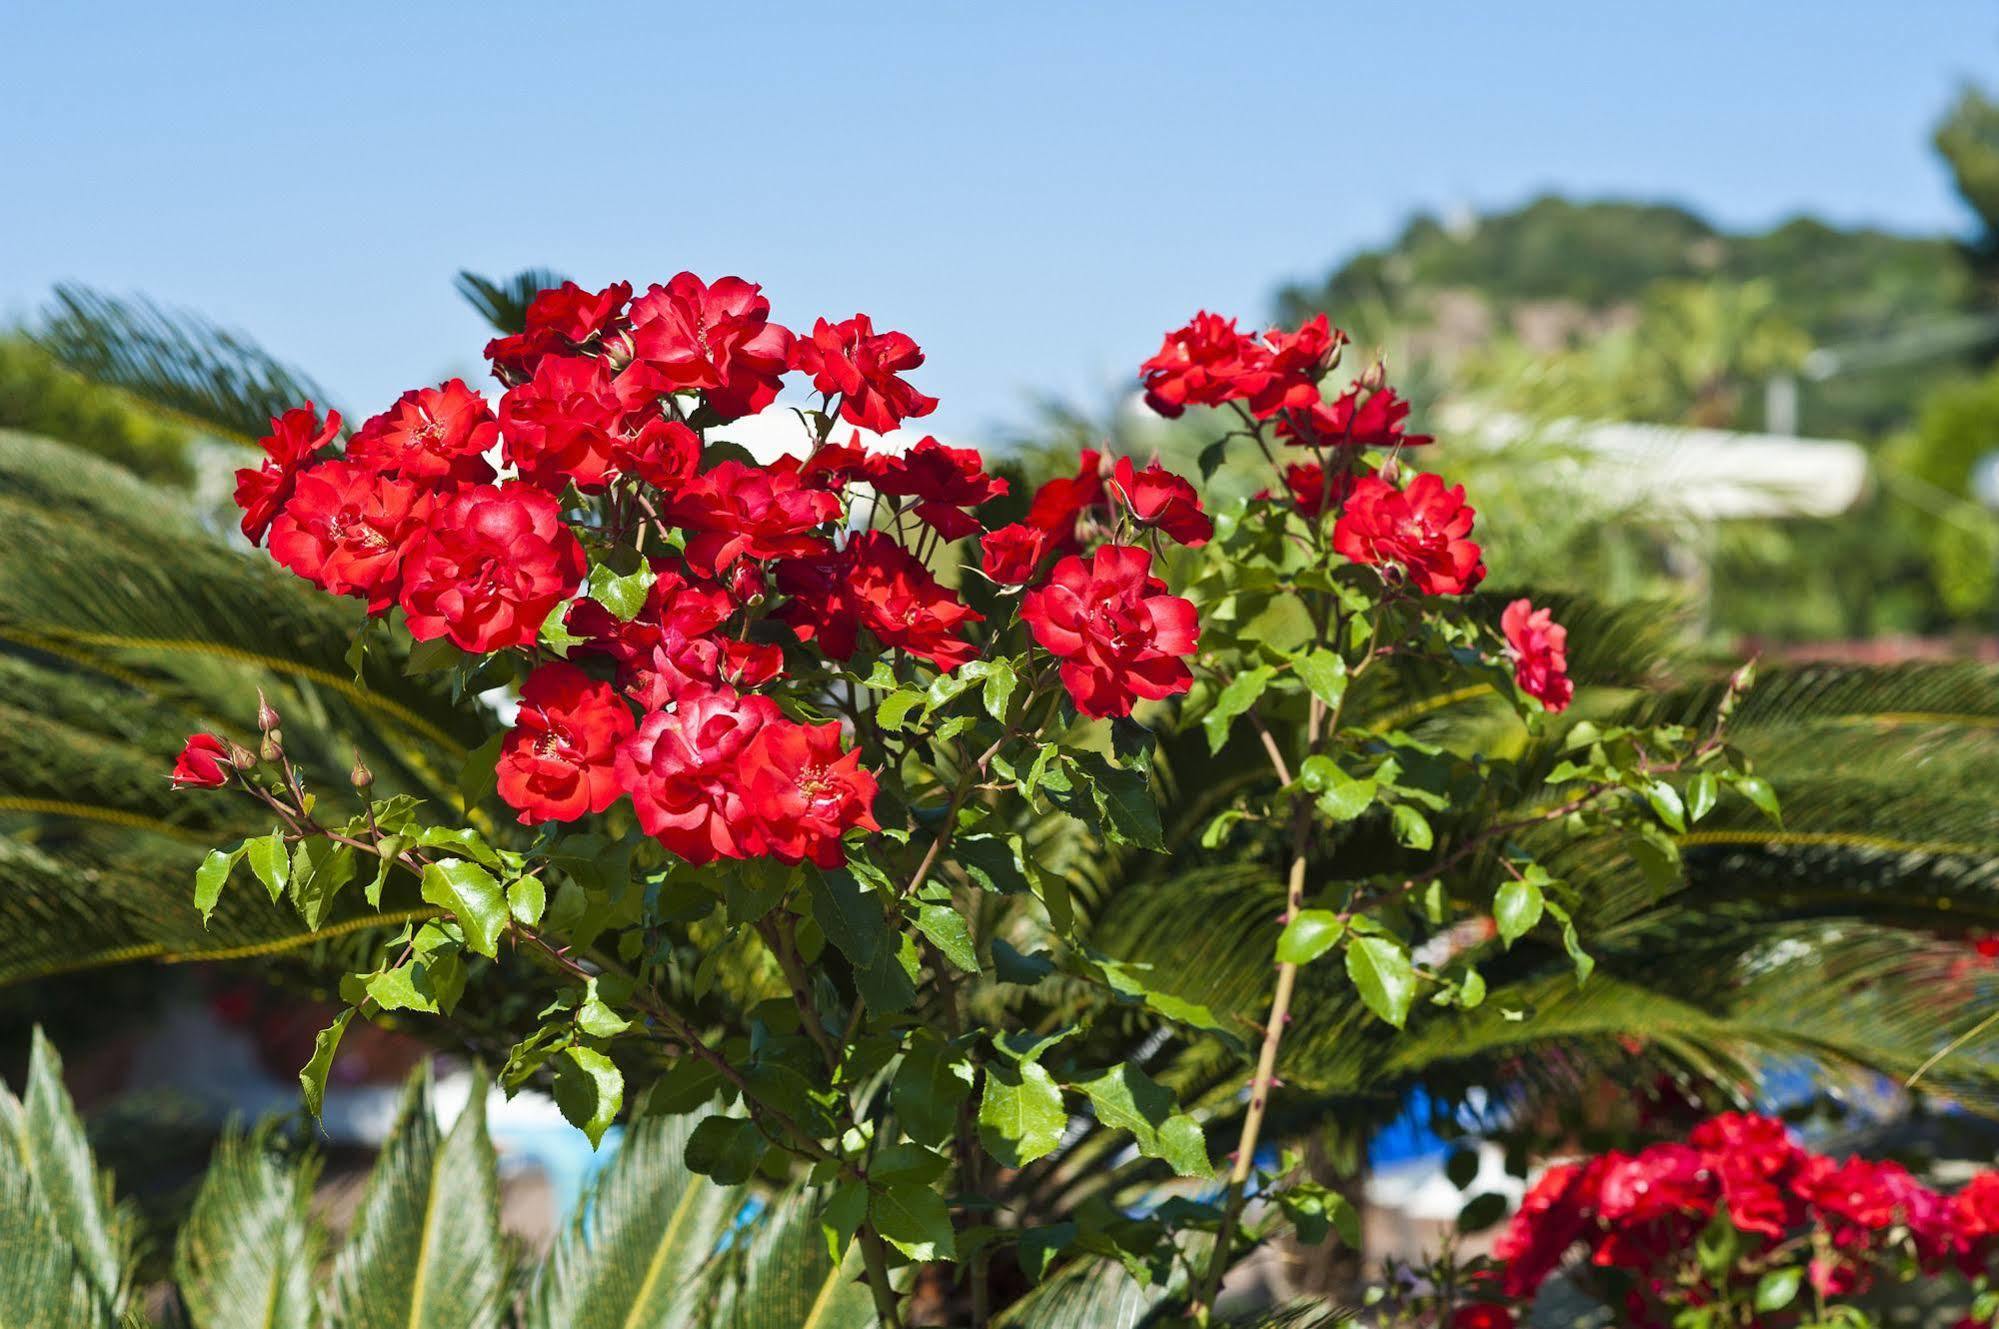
[1473,1111,1999,1327]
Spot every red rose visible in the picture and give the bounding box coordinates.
[979,522,1048,586]
[1332,472,1485,596]
[171,733,234,789]
[1495,1161,1600,1299]
[657,457,843,576]
[777,532,982,670]
[1450,1306,1514,1329]
[615,417,701,492]
[565,562,733,682]
[1794,1156,1906,1232]
[628,273,793,422]
[1595,1144,1715,1225]
[790,314,939,434]
[233,403,342,543]
[1022,544,1198,718]
[1955,1172,1999,1245]
[1501,599,1573,714]
[739,719,881,867]
[1111,456,1211,547]
[398,482,587,654]
[1243,315,1345,419]
[1139,312,1262,418]
[496,663,635,825]
[1023,449,1109,553]
[485,280,633,382]
[627,634,786,710]
[345,379,499,487]
[1278,460,1357,519]
[615,689,779,863]
[871,436,1007,539]
[499,354,627,493]
[1280,383,1432,450]
[801,437,882,489]
[268,460,432,614]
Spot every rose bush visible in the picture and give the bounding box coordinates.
[175,277,1778,1325]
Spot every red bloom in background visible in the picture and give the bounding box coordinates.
[1023,448,1108,552]
[872,436,1008,539]
[1495,1161,1601,1299]
[739,719,880,866]
[801,437,882,489]
[792,314,939,434]
[628,273,793,421]
[616,689,779,863]
[1794,1156,1909,1234]
[268,460,432,613]
[171,734,233,789]
[1280,383,1433,450]
[778,532,981,669]
[1140,312,1261,417]
[658,457,842,575]
[1450,1307,1514,1329]
[1954,1173,1999,1245]
[1111,456,1211,546]
[1595,1145,1715,1226]
[234,403,341,543]
[1023,545,1198,717]
[499,354,627,492]
[345,379,499,487]
[1278,460,1358,518]
[1501,599,1573,713]
[980,522,1048,586]
[1333,472,1485,595]
[1243,315,1344,418]
[399,482,586,653]
[485,280,633,381]
[496,663,634,825]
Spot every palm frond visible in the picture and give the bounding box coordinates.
[455,269,569,337]
[173,1129,323,1329]
[34,285,340,447]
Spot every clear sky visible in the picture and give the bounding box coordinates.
[2,2,1994,439]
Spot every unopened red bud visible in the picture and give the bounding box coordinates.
[256,690,281,733]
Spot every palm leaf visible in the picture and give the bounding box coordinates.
[520,1108,743,1329]
[33,285,340,447]
[0,1166,117,1329]
[174,1129,323,1329]
[455,269,570,337]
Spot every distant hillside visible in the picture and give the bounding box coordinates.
[1275,195,1981,439]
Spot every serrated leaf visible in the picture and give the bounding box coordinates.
[506,874,546,927]
[978,1060,1065,1168]
[1276,909,1346,965]
[1294,648,1348,709]
[194,848,236,925]
[1493,878,1544,947]
[1687,771,1718,823]
[1735,775,1782,826]
[366,835,405,908]
[684,1115,766,1184]
[585,558,654,622]
[870,1179,956,1262]
[1390,803,1433,850]
[420,858,508,959]
[554,1046,623,1149]
[1073,752,1164,850]
[246,831,289,904]
[876,689,925,733]
[978,658,1018,721]
[298,1009,352,1122]
[290,837,356,932]
[1346,934,1417,1028]
[1202,665,1275,755]
[1645,780,1687,833]
[914,903,978,973]
[893,1034,975,1147]
[1074,1064,1210,1177]
[992,938,1055,985]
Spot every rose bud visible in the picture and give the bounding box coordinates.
[256,690,282,733]
[171,734,234,789]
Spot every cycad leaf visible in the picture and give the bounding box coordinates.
[520,1109,741,1329]
[326,1065,508,1329]
[0,1166,117,1329]
[0,1030,131,1316]
[174,1130,322,1329]
[700,1185,877,1329]
[992,1254,1169,1328]
[454,269,569,337]
[34,285,340,447]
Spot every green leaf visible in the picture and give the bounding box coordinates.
[1293,648,1348,709]
[978,1060,1065,1168]
[871,1178,957,1262]
[1457,1191,1509,1233]
[364,922,467,1015]
[554,1046,624,1149]
[1346,934,1417,1028]
[506,875,546,927]
[1202,665,1276,755]
[366,835,405,908]
[194,848,236,925]
[176,1130,319,1329]
[976,658,1018,721]
[958,834,1030,894]
[1074,1064,1210,1177]
[1542,899,1596,985]
[327,1064,508,1329]
[297,1009,352,1122]
[893,1034,976,1147]
[807,868,889,969]
[684,1115,767,1185]
[1755,1266,1802,1313]
[1300,755,1375,822]
[1645,780,1687,833]
[1736,775,1782,826]
[1494,878,1544,948]
[1074,752,1164,851]
[992,938,1056,985]
[1390,803,1434,850]
[245,831,289,904]
[914,903,978,973]
[876,689,926,733]
[576,981,632,1040]
[1687,771,1718,823]
[420,858,508,959]
[290,837,356,932]
[1276,909,1346,965]
[585,557,654,622]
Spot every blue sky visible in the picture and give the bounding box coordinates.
[2,2,1993,439]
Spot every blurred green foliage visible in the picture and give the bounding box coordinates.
[0,333,193,484]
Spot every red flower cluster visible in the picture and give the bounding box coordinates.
[1333,473,1486,596]
[399,484,587,653]
[791,314,939,434]
[496,664,633,824]
[171,734,234,789]
[1023,545,1198,718]
[1501,599,1573,713]
[1492,1112,1999,1325]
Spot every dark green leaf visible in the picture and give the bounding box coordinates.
[420,858,508,959]
[554,1046,623,1149]
[978,1061,1065,1168]
[298,1009,352,1122]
